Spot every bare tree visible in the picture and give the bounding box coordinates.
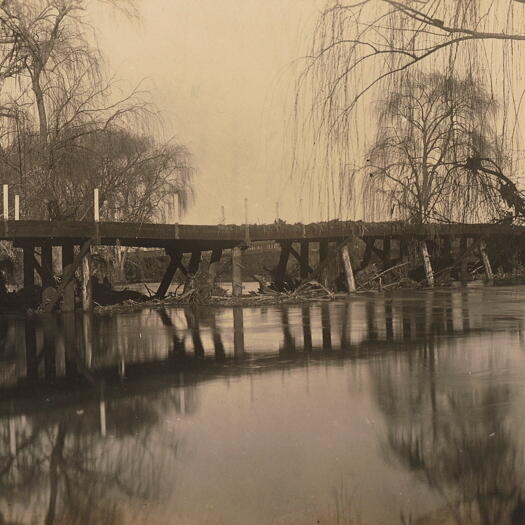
[0,0,193,221]
[364,71,507,223]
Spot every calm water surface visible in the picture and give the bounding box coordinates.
[2,287,525,524]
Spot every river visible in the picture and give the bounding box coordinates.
[1,286,525,524]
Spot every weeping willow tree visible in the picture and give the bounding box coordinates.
[0,0,193,222]
[296,0,525,222]
[365,71,508,223]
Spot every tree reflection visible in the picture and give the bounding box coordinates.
[0,383,185,525]
[371,337,525,525]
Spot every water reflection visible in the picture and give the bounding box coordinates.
[1,288,525,523]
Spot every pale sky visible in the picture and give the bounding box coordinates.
[90,1,327,225]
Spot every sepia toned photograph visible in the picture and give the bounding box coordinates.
[2,1,525,524]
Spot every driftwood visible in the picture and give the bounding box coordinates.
[358,261,410,289]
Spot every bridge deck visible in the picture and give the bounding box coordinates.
[2,220,525,249]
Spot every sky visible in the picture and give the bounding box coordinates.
[89,1,327,225]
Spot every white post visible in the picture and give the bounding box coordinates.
[299,198,304,223]
[14,195,19,220]
[275,201,280,221]
[244,198,248,224]
[3,184,8,220]
[221,205,225,225]
[94,188,99,222]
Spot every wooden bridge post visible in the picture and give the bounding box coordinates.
[232,246,243,297]
[420,240,434,287]
[81,247,93,311]
[319,240,329,287]
[62,243,75,312]
[41,242,54,289]
[340,243,356,292]
[460,237,469,282]
[382,238,391,267]
[443,236,452,261]
[156,248,181,299]
[479,240,494,282]
[183,250,202,293]
[207,248,223,288]
[300,241,310,279]
[275,242,291,287]
[22,242,35,308]
[399,238,407,262]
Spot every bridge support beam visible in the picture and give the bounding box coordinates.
[382,238,391,267]
[62,243,75,312]
[207,248,222,288]
[479,240,494,282]
[232,246,243,297]
[275,242,291,288]
[299,241,310,279]
[156,249,182,299]
[22,242,35,308]
[319,240,329,287]
[460,237,469,282]
[41,242,54,288]
[183,250,202,294]
[420,241,434,287]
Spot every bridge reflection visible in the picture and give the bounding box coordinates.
[0,288,512,414]
[0,288,525,524]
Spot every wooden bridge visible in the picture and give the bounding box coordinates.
[2,219,525,311]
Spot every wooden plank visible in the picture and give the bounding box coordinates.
[3,219,525,248]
